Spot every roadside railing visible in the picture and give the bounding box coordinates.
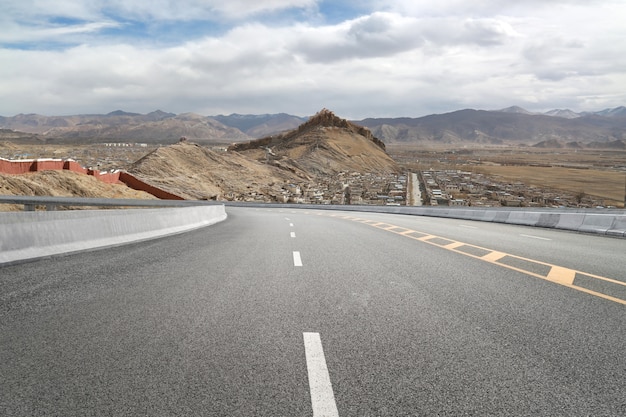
[1,196,624,237]
[0,195,218,211]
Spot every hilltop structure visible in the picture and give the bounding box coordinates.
[129,109,403,203]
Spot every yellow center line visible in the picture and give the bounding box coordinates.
[482,251,507,263]
[325,212,626,306]
[384,225,405,231]
[444,242,466,250]
[371,222,391,227]
[547,266,577,285]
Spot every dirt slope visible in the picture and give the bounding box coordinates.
[230,109,397,176]
[2,110,399,205]
[0,170,155,211]
[128,110,398,201]
[128,141,309,201]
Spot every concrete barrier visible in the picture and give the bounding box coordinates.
[229,202,626,237]
[578,213,622,235]
[505,211,543,226]
[0,205,227,266]
[606,216,626,237]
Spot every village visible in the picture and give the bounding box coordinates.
[0,142,619,208]
[240,172,409,205]
[417,169,607,208]
[265,168,609,208]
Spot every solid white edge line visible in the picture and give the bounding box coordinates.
[293,251,303,266]
[303,332,339,417]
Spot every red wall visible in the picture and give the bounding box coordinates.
[119,172,184,200]
[33,160,64,171]
[0,157,183,200]
[0,158,33,174]
[63,160,88,174]
[98,171,121,184]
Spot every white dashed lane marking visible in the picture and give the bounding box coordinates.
[303,332,339,417]
[520,234,552,241]
[293,251,303,267]
[291,232,296,238]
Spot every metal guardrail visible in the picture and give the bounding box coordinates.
[0,195,219,211]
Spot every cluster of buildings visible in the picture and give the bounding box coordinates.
[240,172,408,205]
[418,169,607,208]
[242,166,609,208]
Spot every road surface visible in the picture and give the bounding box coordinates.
[1,207,625,416]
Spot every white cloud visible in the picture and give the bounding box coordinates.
[0,0,625,117]
[292,13,425,63]
[0,20,120,44]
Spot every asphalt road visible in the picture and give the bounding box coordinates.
[1,207,625,416]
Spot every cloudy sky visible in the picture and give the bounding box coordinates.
[1,0,625,118]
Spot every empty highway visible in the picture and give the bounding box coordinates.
[1,207,625,416]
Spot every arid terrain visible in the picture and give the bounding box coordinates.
[389,145,626,208]
[0,110,402,207]
[1,109,626,210]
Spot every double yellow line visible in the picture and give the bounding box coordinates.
[325,213,626,306]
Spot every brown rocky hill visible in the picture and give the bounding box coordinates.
[128,141,309,201]
[229,109,396,176]
[128,110,397,201]
[1,110,398,204]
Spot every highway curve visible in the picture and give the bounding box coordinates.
[1,207,625,416]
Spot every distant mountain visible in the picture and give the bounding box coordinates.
[496,105,626,119]
[587,139,626,149]
[498,106,535,115]
[0,111,250,143]
[356,107,626,145]
[543,109,581,119]
[2,106,625,146]
[532,139,585,149]
[587,106,626,118]
[142,110,177,122]
[213,113,308,137]
[106,110,141,117]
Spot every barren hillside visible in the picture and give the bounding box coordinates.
[230,109,397,176]
[0,170,155,211]
[128,141,309,201]
[2,110,400,204]
[128,110,397,202]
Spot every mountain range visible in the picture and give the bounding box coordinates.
[1,106,625,147]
